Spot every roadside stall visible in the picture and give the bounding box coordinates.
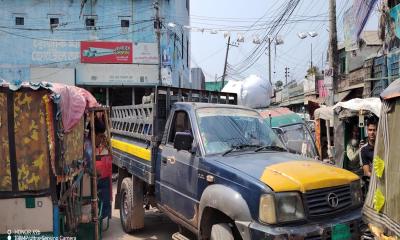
[332,98,381,170]
[0,81,112,240]
[363,79,400,239]
[258,107,318,159]
[314,106,334,162]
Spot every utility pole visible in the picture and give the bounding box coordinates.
[310,42,313,70]
[154,1,162,86]
[285,66,290,104]
[221,36,231,91]
[268,37,272,87]
[285,66,290,86]
[328,0,338,105]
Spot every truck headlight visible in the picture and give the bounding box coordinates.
[259,192,305,224]
[350,180,362,206]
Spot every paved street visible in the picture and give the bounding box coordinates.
[102,184,179,240]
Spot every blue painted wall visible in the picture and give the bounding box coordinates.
[0,0,190,87]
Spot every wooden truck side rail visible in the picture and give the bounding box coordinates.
[110,86,237,185]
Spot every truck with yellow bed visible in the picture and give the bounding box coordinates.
[111,86,363,239]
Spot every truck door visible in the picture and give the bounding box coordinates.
[157,109,199,224]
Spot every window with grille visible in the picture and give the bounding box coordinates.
[85,18,95,27]
[15,17,24,26]
[121,19,129,28]
[50,18,59,27]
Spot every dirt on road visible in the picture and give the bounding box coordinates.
[102,184,184,240]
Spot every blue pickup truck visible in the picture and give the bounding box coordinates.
[111,87,363,240]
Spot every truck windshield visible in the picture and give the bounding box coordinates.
[196,108,285,155]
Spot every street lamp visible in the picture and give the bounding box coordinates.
[167,22,176,28]
[298,31,318,70]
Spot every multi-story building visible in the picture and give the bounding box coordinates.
[190,67,205,90]
[336,31,382,102]
[0,0,190,105]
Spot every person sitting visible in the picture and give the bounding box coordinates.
[346,126,362,175]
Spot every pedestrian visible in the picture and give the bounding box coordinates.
[360,121,377,177]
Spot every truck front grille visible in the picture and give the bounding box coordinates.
[304,185,352,217]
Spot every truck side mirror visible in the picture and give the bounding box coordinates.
[272,127,286,144]
[174,132,193,152]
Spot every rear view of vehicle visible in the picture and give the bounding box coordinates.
[0,82,112,240]
[259,107,318,159]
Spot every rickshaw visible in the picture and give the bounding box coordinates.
[0,81,112,240]
[363,79,400,239]
[332,98,381,171]
[258,107,318,159]
[313,105,334,162]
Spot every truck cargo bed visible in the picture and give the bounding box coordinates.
[111,86,237,185]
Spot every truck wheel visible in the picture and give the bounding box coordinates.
[210,223,234,240]
[120,177,144,233]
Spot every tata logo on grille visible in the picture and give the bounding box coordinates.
[327,193,339,208]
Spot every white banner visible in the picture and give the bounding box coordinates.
[76,64,158,85]
[324,65,333,88]
[133,42,158,64]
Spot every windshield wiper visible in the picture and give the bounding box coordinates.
[254,145,287,153]
[222,144,261,156]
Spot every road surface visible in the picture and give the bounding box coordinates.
[102,183,194,240]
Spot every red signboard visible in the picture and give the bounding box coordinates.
[80,41,133,63]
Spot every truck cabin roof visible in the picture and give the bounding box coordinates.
[173,102,255,111]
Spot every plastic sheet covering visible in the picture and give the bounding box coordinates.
[258,107,303,126]
[14,90,50,191]
[314,106,334,124]
[363,99,400,236]
[63,117,84,166]
[381,78,400,100]
[0,92,11,191]
[222,75,271,108]
[51,83,99,132]
[0,81,99,132]
[333,97,381,117]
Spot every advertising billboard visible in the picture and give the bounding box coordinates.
[80,41,133,63]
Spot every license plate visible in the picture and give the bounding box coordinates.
[332,223,351,240]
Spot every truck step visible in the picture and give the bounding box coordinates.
[172,232,191,240]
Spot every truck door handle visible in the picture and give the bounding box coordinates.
[162,156,175,164]
[167,156,176,164]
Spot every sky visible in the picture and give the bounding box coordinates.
[189,0,379,84]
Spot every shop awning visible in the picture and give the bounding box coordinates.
[280,98,304,107]
[335,83,364,102]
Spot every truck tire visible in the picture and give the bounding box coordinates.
[210,223,234,240]
[120,177,144,233]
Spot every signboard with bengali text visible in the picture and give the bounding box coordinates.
[80,41,133,63]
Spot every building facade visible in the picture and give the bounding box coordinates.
[336,31,382,101]
[190,67,205,90]
[0,0,190,105]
